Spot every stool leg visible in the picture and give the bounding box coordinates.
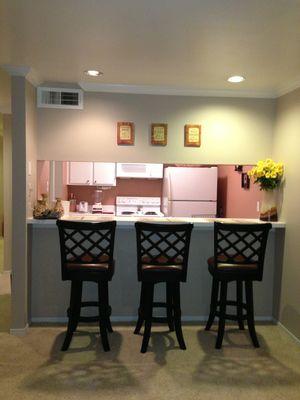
[102,283,113,333]
[172,281,186,350]
[98,281,110,352]
[216,281,228,349]
[141,283,154,353]
[166,282,174,332]
[62,280,82,351]
[236,280,245,330]
[205,278,219,331]
[134,282,146,335]
[245,281,259,348]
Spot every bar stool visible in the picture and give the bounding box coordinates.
[134,222,193,353]
[205,222,272,349]
[56,219,116,352]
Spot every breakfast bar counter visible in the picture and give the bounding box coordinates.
[27,217,285,324]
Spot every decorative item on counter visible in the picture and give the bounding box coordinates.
[184,124,201,147]
[248,159,284,221]
[53,198,64,217]
[117,121,135,145]
[151,123,168,146]
[33,199,48,218]
[33,194,64,219]
[69,193,77,212]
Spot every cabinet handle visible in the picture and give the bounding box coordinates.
[86,179,90,183]
[94,180,97,184]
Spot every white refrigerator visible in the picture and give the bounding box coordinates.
[162,167,218,217]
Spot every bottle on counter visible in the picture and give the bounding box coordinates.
[69,193,77,212]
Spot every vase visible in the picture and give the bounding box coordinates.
[260,189,278,221]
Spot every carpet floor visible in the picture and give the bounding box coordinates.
[0,324,299,400]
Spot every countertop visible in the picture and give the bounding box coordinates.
[27,214,285,229]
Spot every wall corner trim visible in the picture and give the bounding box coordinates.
[10,324,29,337]
[1,65,40,87]
[277,321,300,345]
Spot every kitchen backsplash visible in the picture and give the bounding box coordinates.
[67,178,163,205]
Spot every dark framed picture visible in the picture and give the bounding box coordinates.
[117,122,134,145]
[151,123,168,146]
[241,172,250,189]
[184,124,201,147]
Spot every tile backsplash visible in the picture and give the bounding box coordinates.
[67,178,163,205]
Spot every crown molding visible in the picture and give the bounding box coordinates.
[78,82,277,99]
[276,79,300,98]
[0,65,40,87]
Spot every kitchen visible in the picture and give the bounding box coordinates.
[27,89,285,326]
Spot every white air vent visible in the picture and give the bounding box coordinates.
[37,87,83,109]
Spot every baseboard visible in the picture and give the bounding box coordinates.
[30,315,274,324]
[277,321,300,345]
[10,324,29,336]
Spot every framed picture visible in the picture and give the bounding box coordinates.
[184,124,201,147]
[117,122,134,145]
[151,123,168,146]
[241,172,250,189]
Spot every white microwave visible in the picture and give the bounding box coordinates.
[116,163,163,179]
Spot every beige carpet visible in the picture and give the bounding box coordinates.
[0,324,299,400]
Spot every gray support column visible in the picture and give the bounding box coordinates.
[10,76,28,334]
[3,114,12,272]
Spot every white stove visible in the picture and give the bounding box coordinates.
[116,196,164,217]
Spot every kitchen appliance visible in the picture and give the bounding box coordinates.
[116,163,163,179]
[162,167,218,217]
[78,201,89,213]
[92,187,103,214]
[116,197,164,217]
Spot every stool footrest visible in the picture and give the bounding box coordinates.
[67,302,112,324]
[153,302,168,308]
[151,316,169,324]
[217,300,247,309]
[215,311,247,321]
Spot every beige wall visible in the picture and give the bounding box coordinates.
[37,92,276,164]
[0,68,11,114]
[0,117,3,232]
[272,88,300,339]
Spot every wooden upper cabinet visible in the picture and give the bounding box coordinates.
[68,162,116,186]
[93,162,116,186]
[68,162,93,185]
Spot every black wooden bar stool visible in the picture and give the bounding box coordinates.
[134,222,193,353]
[205,222,272,349]
[56,219,116,352]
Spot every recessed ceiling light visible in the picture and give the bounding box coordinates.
[84,70,103,77]
[227,75,245,83]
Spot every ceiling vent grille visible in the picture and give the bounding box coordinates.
[37,87,83,109]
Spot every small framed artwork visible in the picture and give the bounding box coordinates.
[117,122,134,145]
[241,172,250,189]
[151,123,168,146]
[184,124,201,147]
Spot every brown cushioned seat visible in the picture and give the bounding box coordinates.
[207,256,258,271]
[66,263,110,271]
[142,264,183,271]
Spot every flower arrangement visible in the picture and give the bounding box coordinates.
[248,159,284,191]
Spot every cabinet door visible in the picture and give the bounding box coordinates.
[93,163,116,186]
[68,162,93,185]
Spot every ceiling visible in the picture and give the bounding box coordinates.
[1,0,300,97]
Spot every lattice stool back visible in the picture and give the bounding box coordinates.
[134,222,193,353]
[56,220,116,351]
